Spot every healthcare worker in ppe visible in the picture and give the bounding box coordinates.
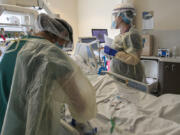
[1,13,96,135]
[110,3,145,82]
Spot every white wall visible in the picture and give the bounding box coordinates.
[134,0,180,30]
[133,0,180,55]
[48,0,79,44]
[77,0,180,56]
[47,0,126,44]
[77,0,180,36]
[77,0,123,39]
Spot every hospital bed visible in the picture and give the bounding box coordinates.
[87,73,180,135]
[69,43,180,135]
[63,69,180,134]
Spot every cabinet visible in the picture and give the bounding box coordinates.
[159,62,180,95]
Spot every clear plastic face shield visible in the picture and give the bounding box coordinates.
[56,39,73,49]
[63,41,73,50]
[111,10,120,29]
[55,29,73,49]
[111,9,136,29]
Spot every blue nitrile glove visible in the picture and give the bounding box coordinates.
[98,66,107,75]
[70,119,76,127]
[104,46,117,56]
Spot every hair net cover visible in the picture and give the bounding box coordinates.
[1,38,96,135]
[110,26,145,82]
[36,13,72,42]
[56,18,73,43]
[113,3,135,11]
[112,3,135,17]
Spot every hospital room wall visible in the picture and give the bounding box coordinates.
[77,0,122,39]
[48,0,79,44]
[78,0,180,34]
[134,0,180,30]
[77,0,180,55]
[134,0,180,55]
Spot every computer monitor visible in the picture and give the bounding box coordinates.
[92,29,108,43]
[79,37,98,50]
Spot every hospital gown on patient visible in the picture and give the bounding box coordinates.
[1,38,96,135]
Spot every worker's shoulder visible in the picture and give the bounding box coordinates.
[19,38,53,51]
[115,33,121,38]
[124,30,141,42]
[18,38,66,61]
[114,34,122,42]
[129,27,141,36]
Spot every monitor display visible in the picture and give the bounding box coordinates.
[80,37,96,43]
[92,29,108,43]
[79,37,98,50]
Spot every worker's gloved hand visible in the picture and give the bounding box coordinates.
[115,51,140,65]
[104,46,117,56]
[70,119,97,135]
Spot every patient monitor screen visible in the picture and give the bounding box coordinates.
[80,37,98,50]
[92,29,108,43]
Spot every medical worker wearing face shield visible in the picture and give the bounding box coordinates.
[1,13,96,135]
[110,3,145,82]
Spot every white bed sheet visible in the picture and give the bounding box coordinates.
[71,55,180,135]
[87,74,180,135]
